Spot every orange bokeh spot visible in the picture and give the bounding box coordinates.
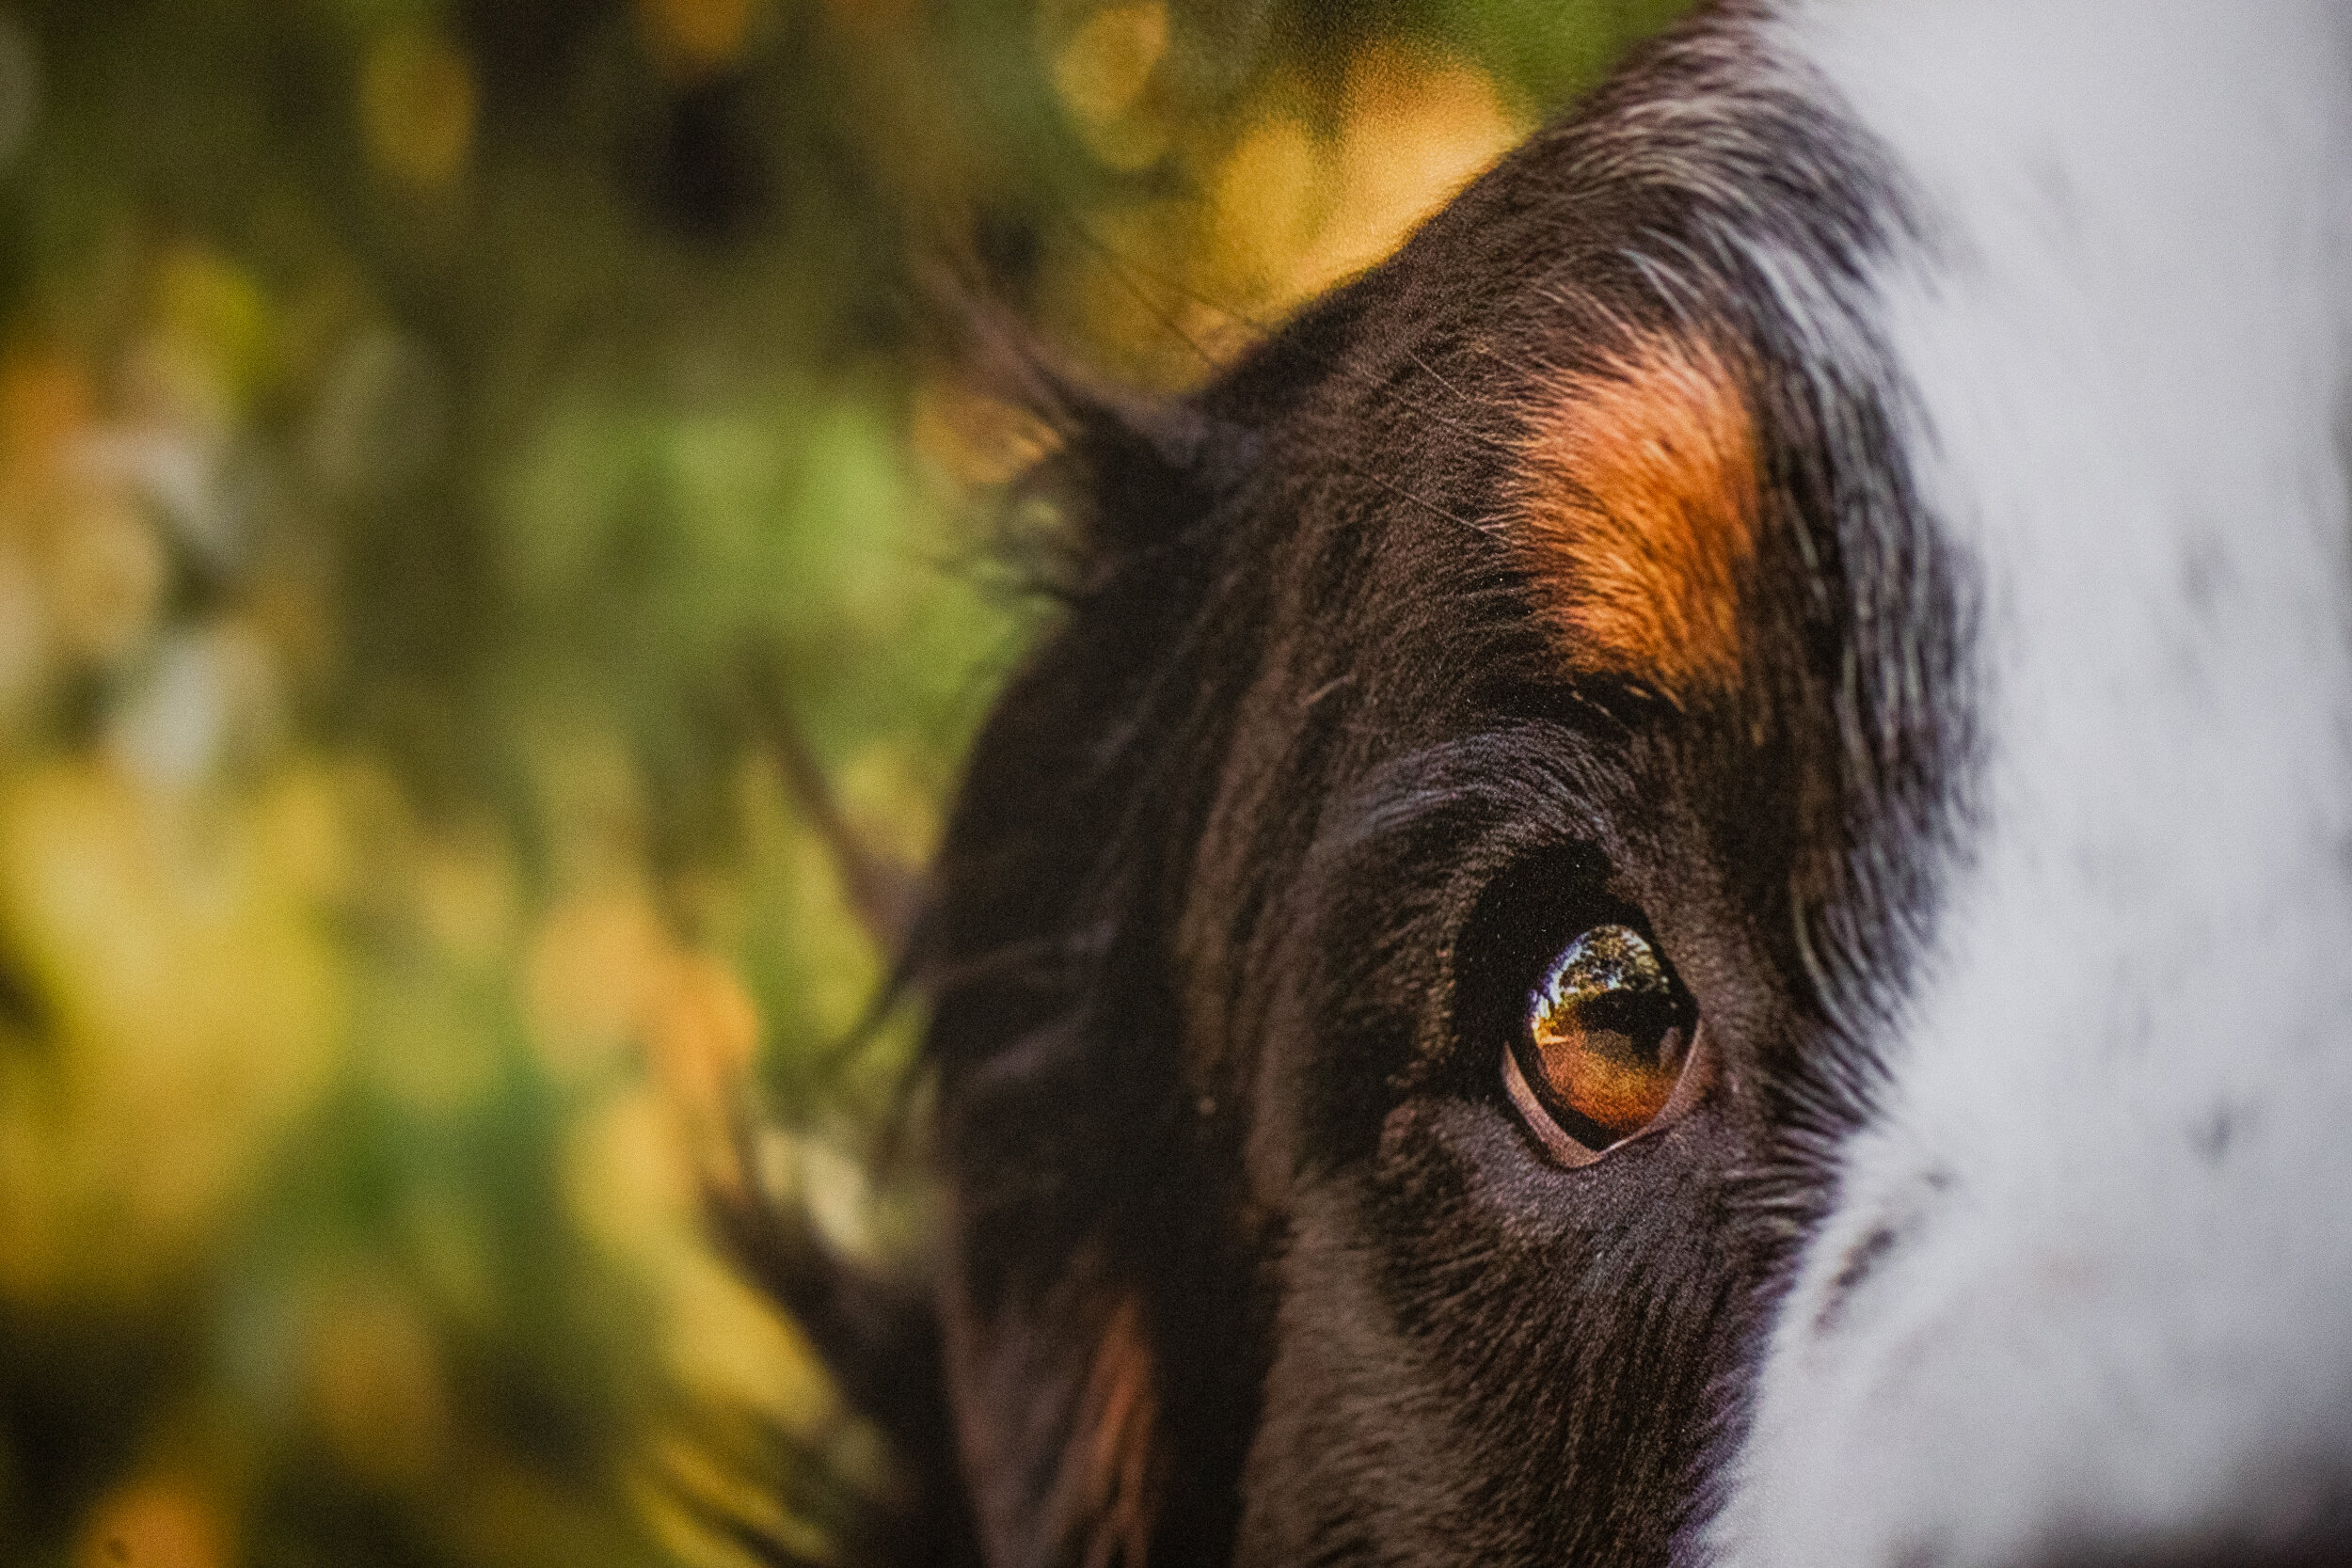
[646,947,762,1187]
[0,343,91,490]
[75,1480,229,1568]
[521,886,672,1083]
[638,0,764,77]
[358,29,477,192]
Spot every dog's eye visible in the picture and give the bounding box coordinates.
[1502,923,1701,1166]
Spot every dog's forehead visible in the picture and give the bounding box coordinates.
[920,8,2352,1566]
[913,3,2352,1564]
[1193,26,1959,1006]
[1190,0,2352,1540]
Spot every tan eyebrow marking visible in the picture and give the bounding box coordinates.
[1511,333,1759,703]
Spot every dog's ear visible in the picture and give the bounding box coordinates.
[710,304,1262,1568]
[941,1234,1171,1568]
[924,359,1264,1565]
[915,273,1375,1565]
[934,284,1245,592]
[927,637,1214,1568]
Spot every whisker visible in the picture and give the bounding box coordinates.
[1057,214,1229,378]
[1359,467,1506,540]
[1401,342,1521,420]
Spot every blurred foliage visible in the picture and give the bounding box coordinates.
[0,0,1689,1562]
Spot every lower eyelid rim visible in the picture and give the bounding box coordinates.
[1502,1041,1608,1167]
[1502,1019,1714,1169]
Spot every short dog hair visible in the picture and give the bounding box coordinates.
[743,3,2352,1564]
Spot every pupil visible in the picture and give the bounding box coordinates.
[1522,923,1694,1140]
[1532,924,1674,1035]
[1566,1002,1683,1069]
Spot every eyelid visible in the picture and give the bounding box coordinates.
[1502,1018,1713,1167]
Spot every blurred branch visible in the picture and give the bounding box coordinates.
[736,643,924,960]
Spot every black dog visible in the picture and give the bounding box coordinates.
[741,3,2352,1564]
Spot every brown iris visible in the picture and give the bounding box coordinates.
[1511,923,1694,1153]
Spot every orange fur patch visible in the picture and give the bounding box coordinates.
[1057,1292,1160,1568]
[1514,335,1758,702]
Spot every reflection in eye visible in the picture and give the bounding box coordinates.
[1504,923,1699,1165]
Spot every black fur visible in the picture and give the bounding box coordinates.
[795,7,1979,1565]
